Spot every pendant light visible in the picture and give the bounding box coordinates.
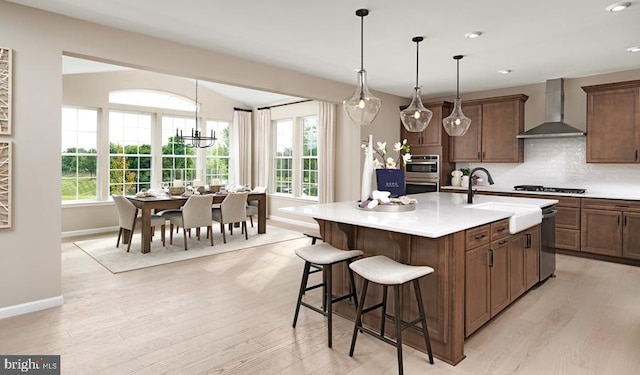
[400,36,433,132]
[343,8,381,126]
[443,55,472,136]
[176,80,217,148]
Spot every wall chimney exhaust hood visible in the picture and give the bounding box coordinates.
[517,78,586,139]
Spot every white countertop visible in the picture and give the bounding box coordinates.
[441,185,640,200]
[279,192,557,239]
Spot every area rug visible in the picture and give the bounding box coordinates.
[74,225,305,274]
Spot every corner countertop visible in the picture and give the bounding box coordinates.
[441,185,640,200]
[279,192,557,239]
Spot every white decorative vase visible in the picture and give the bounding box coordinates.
[361,135,374,202]
[461,175,470,188]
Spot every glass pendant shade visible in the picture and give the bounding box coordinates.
[443,55,471,136]
[400,87,432,132]
[343,9,381,126]
[344,70,382,126]
[443,98,472,136]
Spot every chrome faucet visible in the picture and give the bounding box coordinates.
[467,167,495,204]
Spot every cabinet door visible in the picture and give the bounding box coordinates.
[581,209,622,256]
[524,226,540,289]
[465,244,491,337]
[490,238,510,317]
[421,103,446,147]
[401,125,424,150]
[481,100,524,162]
[509,233,526,302]
[586,87,639,163]
[450,103,482,162]
[623,212,640,260]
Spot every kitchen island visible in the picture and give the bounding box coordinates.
[280,192,557,365]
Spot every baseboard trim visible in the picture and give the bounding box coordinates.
[268,215,317,229]
[0,296,64,320]
[62,226,118,238]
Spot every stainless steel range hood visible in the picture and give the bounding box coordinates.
[517,78,586,139]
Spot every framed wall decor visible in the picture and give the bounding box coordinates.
[0,141,10,228]
[0,47,11,135]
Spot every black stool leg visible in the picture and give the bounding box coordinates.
[348,265,359,309]
[380,285,388,336]
[349,279,369,357]
[413,279,434,364]
[293,261,312,327]
[394,285,404,375]
[326,264,333,348]
[322,265,327,312]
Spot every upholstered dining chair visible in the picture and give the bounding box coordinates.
[164,194,214,250]
[113,195,166,252]
[211,192,249,243]
[246,186,266,228]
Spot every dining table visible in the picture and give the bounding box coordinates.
[126,191,267,253]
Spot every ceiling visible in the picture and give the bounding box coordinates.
[11,0,640,102]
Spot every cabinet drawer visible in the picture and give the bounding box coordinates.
[556,206,580,229]
[555,196,581,208]
[491,219,510,241]
[556,228,580,251]
[582,198,640,212]
[466,225,490,250]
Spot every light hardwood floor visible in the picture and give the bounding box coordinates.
[2,222,640,374]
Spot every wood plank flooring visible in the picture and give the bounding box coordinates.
[1,222,640,374]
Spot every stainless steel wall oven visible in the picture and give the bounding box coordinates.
[405,155,439,194]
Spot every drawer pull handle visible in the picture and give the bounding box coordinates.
[488,249,494,267]
[498,240,507,245]
[497,227,507,232]
[474,234,486,240]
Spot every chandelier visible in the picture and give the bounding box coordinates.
[176,80,217,148]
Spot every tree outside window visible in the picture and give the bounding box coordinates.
[61,107,98,201]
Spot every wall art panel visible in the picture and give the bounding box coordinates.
[0,141,11,228]
[0,47,11,135]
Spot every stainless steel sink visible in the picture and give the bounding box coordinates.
[465,202,542,234]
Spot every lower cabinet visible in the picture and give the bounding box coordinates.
[581,199,640,259]
[465,221,541,337]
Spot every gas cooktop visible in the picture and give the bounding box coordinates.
[513,185,586,194]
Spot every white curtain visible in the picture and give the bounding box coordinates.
[318,102,336,203]
[255,109,271,189]
[231,110,252,187]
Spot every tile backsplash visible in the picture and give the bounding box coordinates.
[456,137,640,195]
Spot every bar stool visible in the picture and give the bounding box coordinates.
[303,230,323,245]
[349,255,435,375]
[292,243,363,348]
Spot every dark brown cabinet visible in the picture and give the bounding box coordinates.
[582,80,640,163]
[489,236,510,316]
[465,243,490,336]
[511,225,540,301]
[450,94,528,163]
[519,194,581,251]
[581,198,640,259]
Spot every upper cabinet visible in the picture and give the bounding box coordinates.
[400,101,452,155]
[449,94,528,163]
[582,80,640,163]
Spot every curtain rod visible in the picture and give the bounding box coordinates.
[257,99,312,111]
[233,107,253,113]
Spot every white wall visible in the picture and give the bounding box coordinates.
[0,1,404,313]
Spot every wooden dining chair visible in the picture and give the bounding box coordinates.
[112,195,166,252]
[164,194,214,251]
[211,192,249,243]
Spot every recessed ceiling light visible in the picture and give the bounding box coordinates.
[498,69,512,75]
[627,46,640,52]
[606,2,631,12]
[464,31,482,39]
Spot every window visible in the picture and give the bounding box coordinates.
[61,107,98,201]
[272,115,318,199]
[108,111,153,195]
[301,116,318,198]
[205,120,230,185]
[274,119,293,194]
[161,115,197,184]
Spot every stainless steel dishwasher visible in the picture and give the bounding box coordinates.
[539,205,557,282]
